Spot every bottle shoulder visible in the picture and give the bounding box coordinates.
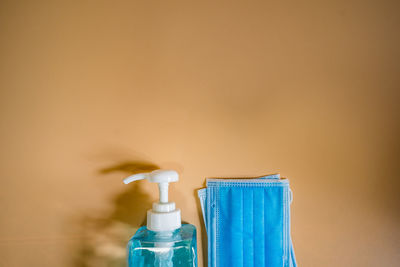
[131,224,196,243]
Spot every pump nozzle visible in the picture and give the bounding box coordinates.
[123,170,181,232]
[124,170,178,203]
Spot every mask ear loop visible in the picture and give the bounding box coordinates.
[289,188,293,204]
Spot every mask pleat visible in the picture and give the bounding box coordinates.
[243,187,254,266]
[265,187,284,266]
[230,187,244,266]
[254,187,265,266]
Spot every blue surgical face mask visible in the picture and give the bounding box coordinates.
[198,174,296,267]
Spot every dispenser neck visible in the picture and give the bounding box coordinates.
[159,182,169,203]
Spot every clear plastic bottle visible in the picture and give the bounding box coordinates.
[128,224,197,267]
[123,170,197,267]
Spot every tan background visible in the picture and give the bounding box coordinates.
[1,0,399,266]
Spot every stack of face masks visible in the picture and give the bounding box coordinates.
[198,174,297,267]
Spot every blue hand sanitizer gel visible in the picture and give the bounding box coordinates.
[123,170,197,267]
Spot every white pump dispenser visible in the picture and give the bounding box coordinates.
[123,170,181,232]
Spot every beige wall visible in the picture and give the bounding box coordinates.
[1,1,399,266]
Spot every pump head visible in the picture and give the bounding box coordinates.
[123,170,181,232]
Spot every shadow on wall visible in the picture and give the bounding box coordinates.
[73,161,159,267]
